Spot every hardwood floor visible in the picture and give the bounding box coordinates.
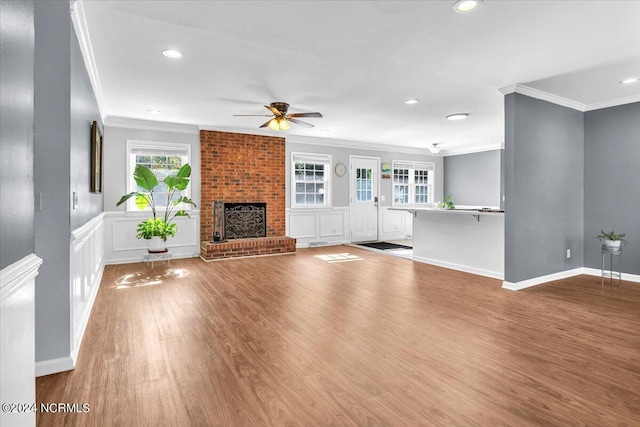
[36,246,640,426]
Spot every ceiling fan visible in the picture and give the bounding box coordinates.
[233,102,323,131]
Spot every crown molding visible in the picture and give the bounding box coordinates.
[285,135,438,156]
[105,116,199,134]
[70,0,106,122]
[197,125,440,156]
[583,93,640,112]
[442,143,504,157]
[499,84,586,112]
[499,83,640,113]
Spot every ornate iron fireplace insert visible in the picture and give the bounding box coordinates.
[213,201,267,241]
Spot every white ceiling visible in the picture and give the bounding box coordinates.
[78,0,640,154]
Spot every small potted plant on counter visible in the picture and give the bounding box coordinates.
[117,164,196,251]
[436,194,455,210]
[597,230,627,248]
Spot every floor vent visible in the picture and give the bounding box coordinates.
[309,241,328,247]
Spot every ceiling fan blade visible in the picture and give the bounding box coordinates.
[288,112,323,118]
[265,105,282,116]
[288,118,314,128]
[233,114,273,117]
[259,119,273,128]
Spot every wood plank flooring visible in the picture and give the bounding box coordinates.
[36,246,640,426]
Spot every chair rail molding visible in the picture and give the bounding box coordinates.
[1,254,43,426]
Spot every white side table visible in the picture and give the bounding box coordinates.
[144,250,172,268]
[601,245,622,287]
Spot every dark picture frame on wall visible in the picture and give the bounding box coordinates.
[90,121,103,193]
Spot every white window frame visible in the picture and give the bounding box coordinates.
[125,140,192,212]
[291,152,332,209]
[392,160,435,206]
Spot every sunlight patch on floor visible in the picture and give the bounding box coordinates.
[114,268,190,289]
[314,253,364,263]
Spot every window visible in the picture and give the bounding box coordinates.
[392,161,434,205]
[291,152,331,208]
[126,141,191,211]
[355,167,373,201]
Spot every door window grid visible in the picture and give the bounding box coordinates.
[356,168,373,202]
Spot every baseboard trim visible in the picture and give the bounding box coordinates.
[296,240,349,249]
[35,356,74,377]
[413,255,504,280]
[502,268,585,291]
[104,253,200,265]
[583,267,640,283]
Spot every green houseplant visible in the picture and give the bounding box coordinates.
[597,230,627,248]
[117,164,196,250]
[436,194,455,210]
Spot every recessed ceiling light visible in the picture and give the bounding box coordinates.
[446,113,469,121]
[319,129,331,133]
[452,0,482,13]
[619,77,638,85]
[405,99,420,105]
[147,109,161,115]
[161,49,182,59]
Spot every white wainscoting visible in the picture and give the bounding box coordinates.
[1,254,42,426]
[378,206,413,241]
[287,207,350,247]
[69,213,105,368]
[103,210,200,264]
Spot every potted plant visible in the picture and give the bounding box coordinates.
[117,164,196,251]
[597,230,627,248]
[436,194,455,210]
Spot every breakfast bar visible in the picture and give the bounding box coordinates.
[390,207,505,279]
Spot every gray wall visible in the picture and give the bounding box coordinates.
[34,0,71,362]
[504,94,584,283]
[33,0,103,362]
[444,150,501,207]
[0,0,35,270]
[584,102,640,274]
[70,24,103,229]
[286,140,444,209]
[103,125,201,212]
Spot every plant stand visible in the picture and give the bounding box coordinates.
[601,245,622,287]
[144,249,172,269]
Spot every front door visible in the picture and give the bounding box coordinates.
[350,156,379,242]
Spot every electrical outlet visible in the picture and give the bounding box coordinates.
[502,195,506,202]
[566,249,571,259]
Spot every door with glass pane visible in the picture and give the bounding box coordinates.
[350,156,379,242]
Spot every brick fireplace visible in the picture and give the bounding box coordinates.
[200,130,296,260]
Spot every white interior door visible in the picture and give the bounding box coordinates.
[350,156,379,242]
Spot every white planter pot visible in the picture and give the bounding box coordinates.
[604,239,621,248]
[149,236,166,252]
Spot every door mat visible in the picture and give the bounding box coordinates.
[357,242,412,251]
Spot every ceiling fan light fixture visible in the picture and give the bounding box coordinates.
[278,118,290,131]
[429,143,442,154]
[452,0,482,13]
[446,113,469,121]
[268,119,279,131]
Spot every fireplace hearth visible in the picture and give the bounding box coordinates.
[213,201,266,241]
